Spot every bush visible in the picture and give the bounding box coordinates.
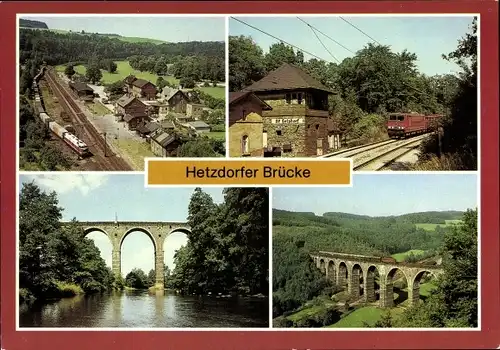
[273,317,293,328]
[55,281,84,297]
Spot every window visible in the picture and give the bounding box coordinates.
[297,93,303,105]
[285,94,291,104]
[292,93,297,100]
[276,130,282,136]
[263,131,268,148]
[315,124,320,130]
[242,109,247,120]
[242,135,249,154]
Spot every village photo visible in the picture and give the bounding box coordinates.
[228,16,478,171]
[272,173,478,328]
[18,174,269,328]
[18,15,226,172]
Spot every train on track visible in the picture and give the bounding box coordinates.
[32,67,90,158]
[387,112,443,139]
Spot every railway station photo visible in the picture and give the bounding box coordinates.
[228,15,478,171]
[18,15,226,171]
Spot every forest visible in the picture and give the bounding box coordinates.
[168,188,269,296]
[272,208,477,328]
[19,28,225,95]
[229,18,477,170]
[19,183,269,306]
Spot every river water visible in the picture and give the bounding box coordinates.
[19,290,269,328]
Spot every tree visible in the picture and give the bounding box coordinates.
[125,268,149,289]
[229,35,266,92]
[102,59,117,73]
[179,77,195,89]
[177,138,222,157]
[64,64,75,79]
[86,64,102,84]
[156,76,167,91]
[147,269,156,287]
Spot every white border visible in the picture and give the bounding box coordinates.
[144,157,353,188]
[15,12,481,333]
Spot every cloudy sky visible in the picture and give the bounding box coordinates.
[19,174,225,276]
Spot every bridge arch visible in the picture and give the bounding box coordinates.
[327,260,336,284]
[410,269,438,304]
[119,227,158,251]
[319,259,326,273]
[350,263,363,299]
[365,265,380,303]
[338,261,348,290]
[383,267,410,308]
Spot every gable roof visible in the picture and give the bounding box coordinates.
[229,91,272,110]
[69,81,93,93]
[188,121,210,129]
[132,78,155,89]
[124,114,146,122]
[151,132,179,148]
[162,87,187,102]
[243,63,333,93]
[124,75,137,84]
[116,94,136,107]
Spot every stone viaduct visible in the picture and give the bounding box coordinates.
[62,221,191,289]
[311,251,443,307]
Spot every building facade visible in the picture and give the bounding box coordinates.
[242,63,334,157]
[228,91,272,157]
[124,75,157,100]
[115,95,148,121]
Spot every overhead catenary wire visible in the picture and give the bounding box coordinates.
[296,17,355,55]
[296,17,341,63]
[229,17,333,64]
[339,16,382,46]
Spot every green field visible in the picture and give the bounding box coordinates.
[85,101,111,116]
[391,249,425,262]
[327,307,404,328]
[111,139,155,171]
[415,220,462,231]
[21,27,166,44]
[198,86,225,99]
[56,61,179,86]
[206,131,225,141]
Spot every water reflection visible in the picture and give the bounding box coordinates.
[20,290,268,328]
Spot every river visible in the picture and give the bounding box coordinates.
[19,289,269,328]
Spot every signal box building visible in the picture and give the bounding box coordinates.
[242,63,334,157]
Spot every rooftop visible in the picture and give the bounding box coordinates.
[243,63,333,94]
[69,81,93,93]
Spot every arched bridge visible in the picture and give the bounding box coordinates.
[311,251,443,307]
[62,221,191,289]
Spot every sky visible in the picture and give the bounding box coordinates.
[21,16,226,42]
[19,174,225,276]
[273,174,478,217]
[229,16,475,76]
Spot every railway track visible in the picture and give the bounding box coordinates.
[353,135,426,171]
[322,139,398,158]
[45,69,132,171]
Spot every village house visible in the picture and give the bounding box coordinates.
[187,121,211,134]
[186,103,206,119]
[136,121,161,138]
[229,91,272,157]
[162,87,191,114]
[160,120,175,131]
[124,75,157,100]
[69,81,94,101]
[115,94,149,130]
[241,63,334,157]
[150,131,183,157]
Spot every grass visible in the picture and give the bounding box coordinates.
[56,61,179,86]
[55,281,84,297]
[85,101,111,116]
[392,249,425,262]
[40,86,58,114]
[21,27,166,44]
[111,138,155,171]
[198,86,225,99]
[410,152,477,171]
[415,220,462,231]
[206,131,226,141]
[419,282,438,298]
[287,305,325,322]
[327,307,404,328]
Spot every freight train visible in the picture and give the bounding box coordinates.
[31,67,90,158]
[387,112,443,139]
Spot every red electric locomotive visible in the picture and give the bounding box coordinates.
[387,112,442,139]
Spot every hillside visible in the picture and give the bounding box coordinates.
[19,18,48,29]
[272,209,462,257]
[19,24,167,45]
